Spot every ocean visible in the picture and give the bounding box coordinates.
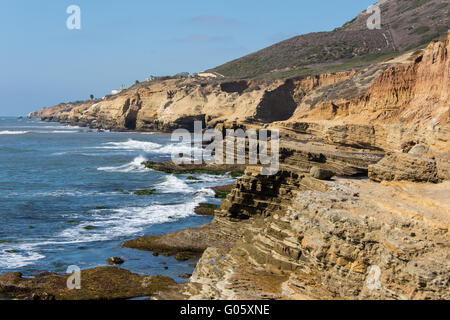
[0,117,233,282]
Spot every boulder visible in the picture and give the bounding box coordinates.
[310,167,335,180]
[408,144,429,156]
[369,152,439,183]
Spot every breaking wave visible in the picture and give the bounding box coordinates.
[96,139,202,158]
[0,243,45,269]
[155,175,194,194]
[57,194,208,243]
[97,156,149,173]
[0,130,30,135]
[98,139,161,152]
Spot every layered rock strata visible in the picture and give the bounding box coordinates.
[22,34,450,300]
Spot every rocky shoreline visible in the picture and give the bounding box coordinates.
[3,34,448,300]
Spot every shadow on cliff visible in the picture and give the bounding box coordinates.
[254,80,297,123]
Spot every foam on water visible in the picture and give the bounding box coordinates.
[97,156,149,173]
[0,243,45,269]
[195,187,216,197]
[96,139,203,158]
[0,130,30,135]
[155,175,194,194]
[33,190,123,197]
[0,118,233,274]
[57,193,207,243]
[98,139,162,152]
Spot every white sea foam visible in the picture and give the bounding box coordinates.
[195,187,216,197]
[95,139,202,158]
[155,143,196,155]
[97,156,149,173]
[0,130,30,135]
[155,175,194,194]
[57,194,207,243]
[98,139,161,152]
[34,190,122,197]
[0,243,45,269]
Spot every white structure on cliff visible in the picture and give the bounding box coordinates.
[197,72,225,79]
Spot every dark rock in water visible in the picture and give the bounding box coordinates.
[152,252,159,257]
[142,160,245,176]
[175,252,193,261]
[179,273,192,279]
[123,223,235,262]
[310,166,335,180]
[17,116,23,119]
[93,206,108,210]
[213,184,234,199]
[135,189,156,196]
[194,203,220,216]
[0,267,176,300]
[107,257,125,265]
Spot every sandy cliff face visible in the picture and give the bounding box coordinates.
[180,170,449,300]
[31,72,356,132]
[287,33,449,144]
[27,34,450,300]
[32,35,449,153]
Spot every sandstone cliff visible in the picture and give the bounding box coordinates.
[26,34,450,300]
[31,34,449,158]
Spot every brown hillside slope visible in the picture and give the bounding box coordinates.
[210,0,449,79]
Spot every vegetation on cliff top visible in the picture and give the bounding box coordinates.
[209,0,449,79]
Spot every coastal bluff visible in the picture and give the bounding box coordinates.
[18,34,450,300]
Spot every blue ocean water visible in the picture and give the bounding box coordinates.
[0,117,232,282]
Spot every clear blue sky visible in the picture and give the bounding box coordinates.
[0,0,376,116]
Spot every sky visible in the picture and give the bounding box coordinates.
[0,0,377,116]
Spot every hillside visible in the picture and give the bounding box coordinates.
[209,0,449,79]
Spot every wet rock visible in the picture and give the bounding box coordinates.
[107,257,125,265]
[135,189,156,196]
[179,273,192,279]
[194,203,220,216]
[0,267,176,300]
[142,161,245,176]
[122,221,239,261]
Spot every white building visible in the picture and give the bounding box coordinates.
[197,72,225,79]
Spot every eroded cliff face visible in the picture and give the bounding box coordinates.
[27,34,450,300]
[30,71,356,131]
[181,171,449,300]
[160,35,449,301]
[32,35,449,155]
